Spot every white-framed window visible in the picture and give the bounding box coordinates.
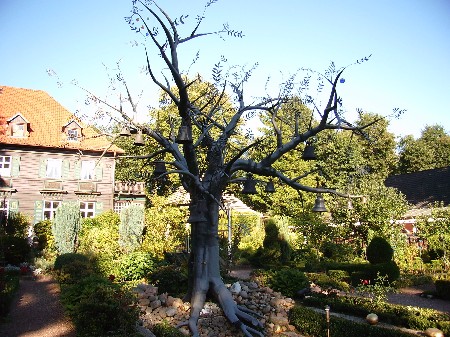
[67,129,78,141]
[80,201,95,218]
[12,124,25,137]
[113,201,131,213]
[0,156,12,177]
[43,200,61,220]
[46,158,62,179]
[0,199,9,220]
[80,160,95,180]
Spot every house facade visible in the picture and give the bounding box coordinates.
[0,86,124,223]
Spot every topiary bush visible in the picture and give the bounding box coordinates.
[117,251,156,282]
[33,219,55,253]
[54,253,94,283]
[52,202,82,254]
[119,204,145,253]
[435,279,450,300]
[366,237,393,264]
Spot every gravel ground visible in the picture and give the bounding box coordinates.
[0,275,76,337]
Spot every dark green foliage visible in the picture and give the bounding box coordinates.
[367,237,394,264]
[54,252,90,270]
[117,251,155,281]
[252,268,308,298]
[327,269,350,282]
[60,275,139,337]
[0,270,19,317]
[148,265,188,298]
[301,294,450,335]
[435,279,450,300]
[153,321,185,337]
[350,261,400,285]
[0,212,31,264]
[2,236,30,265]
[33,219,53,251]
[289,305,419,337]
[321,241,356,262]
[306,272,351,292]
[250,219,292,267]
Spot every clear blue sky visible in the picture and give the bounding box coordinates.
[1,0,449,138]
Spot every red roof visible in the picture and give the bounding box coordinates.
[0,86,123,154]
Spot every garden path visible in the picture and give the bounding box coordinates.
[0,274,76,337]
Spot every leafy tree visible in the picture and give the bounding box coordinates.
[397,124,450,174]
[52,202,82,255]
[77,2,391,335]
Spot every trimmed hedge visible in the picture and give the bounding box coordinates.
[435,279,450,300]
[302,294,450,335]
[289,306,419,337]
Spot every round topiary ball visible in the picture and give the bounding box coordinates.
[366,237,393,264]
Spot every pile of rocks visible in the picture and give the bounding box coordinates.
[133,280,303,337]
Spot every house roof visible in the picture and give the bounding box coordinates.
[0,86,123,154]
[385,167,450,208]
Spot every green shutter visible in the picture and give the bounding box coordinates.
[38,158,47,178]
[34,200,44,224]
[62,160,70,179]
[95,201,103,215]
[9,200,19,213]
[74,161,81,179]
[11,157,21,177]
[95,164,103,181]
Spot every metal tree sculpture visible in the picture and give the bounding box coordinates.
[115,1,376,336]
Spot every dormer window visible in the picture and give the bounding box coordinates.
[7,113,30,138]
[67,129,78,141]
[62,120,82,142]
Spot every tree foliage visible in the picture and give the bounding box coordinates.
[397,124,450,174]
[119,203,145,253]
[52,202,82,255]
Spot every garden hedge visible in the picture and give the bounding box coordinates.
[435,279,450,300]
[289,305,419,337]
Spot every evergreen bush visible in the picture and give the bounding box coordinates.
[119,204,145,253]
[148,264,188,298]
[367,237,394,264]
[153,321,185,337]
[52,202,82,254]
[117,251,155,281]
[435,279,450,300]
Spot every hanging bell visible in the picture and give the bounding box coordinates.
[119,126,131,137]
[265,180,276,193]
[176,125,192,144]
[187,204,208,223]
[153,161,167,176]
[302,143,317,160]
[134,131,145,146]
[242,176,257,194]
[312,194,328,212]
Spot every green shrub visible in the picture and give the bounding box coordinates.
[306,272,351,292]
[289,305,418,337]
[435,279,450,300]
[33,219,54,252]
[301,293,450,335]
[367,237,393,264]
[0,270,20,317]
[119,204,145,253]
[251,268,308,298]
[148,265,188,298]
[117,251,155,282]
[54,253,89,270]
[153,321,185,337]
[60,275,139,337]
[350,261,400,285]
[327,269,350,282]
[52,202,82,254]
[2,236,31,265]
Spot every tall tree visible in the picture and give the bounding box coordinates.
[397,124,450,174]
[83,2,389,336]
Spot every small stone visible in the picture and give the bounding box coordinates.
[150,300,162,309]
[424,328,444,337]
[166,307,177,317]
[139,298,150,306]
